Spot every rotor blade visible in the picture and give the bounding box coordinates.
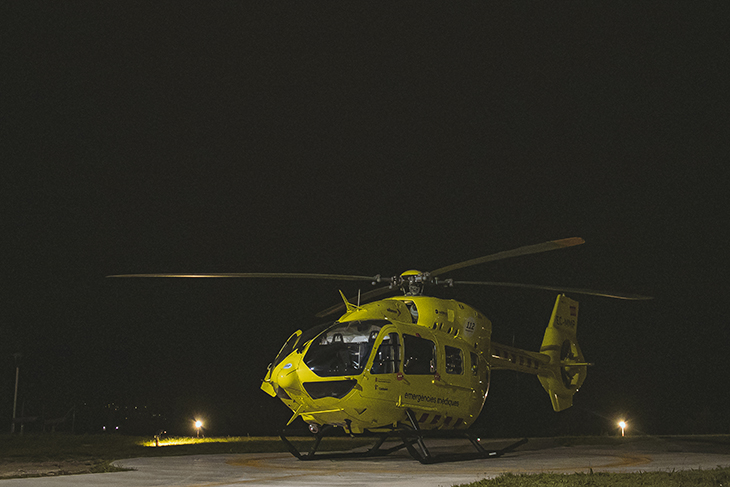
[107,272,378,281]
[430,237,585,277]
[315,285,397,318]
[451,280,653,300]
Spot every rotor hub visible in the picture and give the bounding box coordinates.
[396,270,430,296]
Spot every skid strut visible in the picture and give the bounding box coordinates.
[280,412,528,464]
[280,426,416,461]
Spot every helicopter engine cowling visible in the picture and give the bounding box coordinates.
[537,294,588,412]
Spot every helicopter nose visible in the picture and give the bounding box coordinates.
[276,366,304,397]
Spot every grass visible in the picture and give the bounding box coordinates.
[455,468,730,486]
[453,435,730,487]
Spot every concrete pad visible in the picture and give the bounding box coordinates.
[2,438,729,486]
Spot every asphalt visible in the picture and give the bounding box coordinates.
[2,437,729,486]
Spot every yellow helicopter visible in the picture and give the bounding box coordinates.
[111,237,651,463]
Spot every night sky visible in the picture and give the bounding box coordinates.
[2,3,727,437]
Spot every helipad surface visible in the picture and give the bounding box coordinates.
[2,437,729,486]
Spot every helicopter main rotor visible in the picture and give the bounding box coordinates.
[108,237,652,317]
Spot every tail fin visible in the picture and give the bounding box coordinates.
[537,294,588,412]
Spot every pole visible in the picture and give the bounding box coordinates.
[11,354,21,434]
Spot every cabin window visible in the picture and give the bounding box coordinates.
[403,334,436,375]
[445,346,463,375]
[370,332,400,374]
[470,352,479,376]
[304,320,389,377]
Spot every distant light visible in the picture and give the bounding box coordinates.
[618,420,627,437]
[195,420,203,429]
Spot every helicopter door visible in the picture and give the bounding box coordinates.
[440,345,475,420]
[399,333,439,417]
[361,331,402,405]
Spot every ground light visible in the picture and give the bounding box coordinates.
[618,420,627,437]
[141,436,258,447]
[195,420,203,437]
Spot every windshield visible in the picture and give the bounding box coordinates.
[272,322,335,368]
[273,331,301,368]
[304,320,389,377]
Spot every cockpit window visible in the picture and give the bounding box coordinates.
[294,322,334,354]
[304,320,389,377]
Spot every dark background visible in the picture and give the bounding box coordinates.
[2,2,726,437]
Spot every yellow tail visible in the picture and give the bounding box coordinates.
[537,294,589,412]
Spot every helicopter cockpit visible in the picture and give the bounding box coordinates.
[304,320,389,377]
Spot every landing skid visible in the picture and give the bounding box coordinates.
[280,425,417,461]
[396,429,528,464]
[398,409,528,464]
[280,411,528,464]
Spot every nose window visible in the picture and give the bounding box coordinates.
[304,320,389,377]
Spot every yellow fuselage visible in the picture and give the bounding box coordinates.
[262,296,493,433]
